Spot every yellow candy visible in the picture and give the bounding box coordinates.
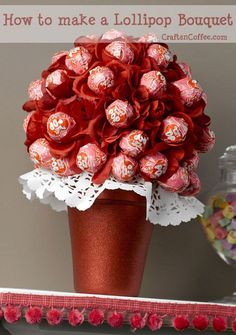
[223,205,235,219]
[227,231,236,244]
[205,227,216,242]
[200,216,210,227]
[219,201,228,209]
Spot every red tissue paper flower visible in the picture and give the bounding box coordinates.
[25,306,43,324]
[23,30,215,196]
[4,306,21,323]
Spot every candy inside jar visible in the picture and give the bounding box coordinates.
[200,145,236,267]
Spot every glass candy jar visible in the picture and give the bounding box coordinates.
[201,145,236,269]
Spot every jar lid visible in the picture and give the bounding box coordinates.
[219,145,236,169]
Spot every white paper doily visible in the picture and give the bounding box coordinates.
[19,168,204,226]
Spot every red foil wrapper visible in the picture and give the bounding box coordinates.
[23,111,35,133]
[139,152,168,179]
[29,138,53,169]
[87,66,115,95]
[50,157,75,176]
[159,167,190,193]
[76,143,107,174]
[196,127,216,153]
[45,69,71,98]
[105,99,134,128]
[51,51,68,64]
[112,153,138,182]
[147,44,171,68]
[173,78,203,106]
[140,71,166,98]
[178,62,192,78]
[182,150,199,171]
[119,130,149,157]
[65,46,92,75]
[101,29,127,41]
[105,41,134,64]
[179,171,201,196]
[138,33,159,43]
[160,116,188,144]
[47,112,76,142]
[28,79,44,101]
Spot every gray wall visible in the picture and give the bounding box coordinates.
[0,0,236,301]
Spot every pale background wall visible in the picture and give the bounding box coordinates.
[0,0,236,302]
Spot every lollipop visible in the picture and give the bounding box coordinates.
[50,157,75,176]
[101,29,126,41]
[140,71,166,98]
[139,153,168,179]
[147,44,171,68]
[47,112,76,142]
[195,128,215,153]
[23,111,35,133]
[28,79,44,101]
[159,167,190,193]
[76,143,107,174]
[178,62,192,78]
[119,130,148,157]
[182,150,199,171]
[65,46,92,75]
[160,116,188,144]
[105,41,134,64]
[179,171,201,196]
[45,69,72,98]
[105,100,134,128]
[51,51,68,64]
[173,78,203,106]
[139,33,159,43]
[88,66,115,95]
[29,138,53,169]
[112,153,137,182]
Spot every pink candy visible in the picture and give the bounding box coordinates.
[140,71,166,98]
[160,116,188,144]
[45,69,71,98]
[138,33,159,43]
[182,150,199,171]
[196,128,216,153]
[173,78,203,106]
[159,167,190,193]
[101,29,127,41]
[23,111,35,133]
[76,143,107,174]
[119,130,148,157]
[50,157,74,176]
[65,46,92,75]
[147,44,171,68]
[105,100,134,128]
[47,112,76,142]
[28,79,44,101]
[179,171,201,196]
[112,153,137,182]
[88,66,115,95]
[51,51,68,64]
[139,152,168,179]
[105,41,134,64]
[178,62,192,78]
[29,138,52,169]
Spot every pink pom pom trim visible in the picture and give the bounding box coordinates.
[88,309,104,326]
[107,311,124,328]
[130,313,146,330]
[46,308,63,326]
[173,315,190,331]
[67,309,84,326]
[212,316,227,332]
[192,315,209,331]
[25,307,42,324]
[4,306,21,324]
[147,313,163,331]
[232,318,236,333]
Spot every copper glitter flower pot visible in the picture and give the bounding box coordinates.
[68,189,153,297]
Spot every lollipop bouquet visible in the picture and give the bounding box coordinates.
[20,30,215,296]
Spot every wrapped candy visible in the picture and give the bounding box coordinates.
[178,62,192,78]
[173,78,203,106]
[47,112,76,142]
[119,130,148,157]
[140,71,166,98]
[159,167,190,193]
[179,171,201,196]
[45,69,72,98]
[112,153,137,182]
[87,66,115,95]
[101,29,127,41]
[29,138,52,169]
[138,33,159,43]
[76,143,107,174]
[105,100,134,128]
[160,116,188,144]
[51,51,68,64]
[195,127,215,153]
[28,79,44,100]
[147,44,171,68]
[105,41,134,64]
[23,111,35,133]
[65,46,92,75]
[50,157,75,176]
[182,150,199,171]
[139,152,168,179]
